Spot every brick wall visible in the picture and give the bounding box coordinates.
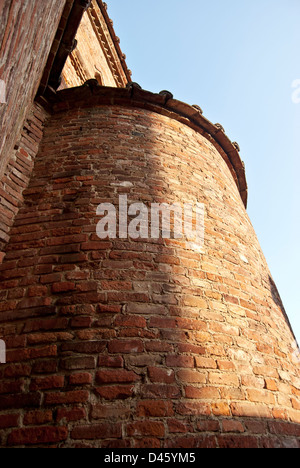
[0,103,49,257]
[0,92,299,447]
[0,0,66,178]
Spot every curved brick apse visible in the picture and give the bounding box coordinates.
[0,85,299,448]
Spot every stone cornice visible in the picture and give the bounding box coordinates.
[38,81,248,208]
[37,0,131,96]
[90,1,131,86]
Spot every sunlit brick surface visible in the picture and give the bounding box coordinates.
[0,98,299,448]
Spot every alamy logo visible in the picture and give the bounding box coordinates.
[96,195,205,249]
[0,80,6,104]
[0,340,6,364]
[292,340,300,365]
[291,79,300,104]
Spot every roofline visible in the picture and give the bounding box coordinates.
[37,81,248,208]
[37,0,131,97]
[97,1,132,83]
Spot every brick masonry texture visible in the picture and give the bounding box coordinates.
[0,96,299,448]
[0,0,66,178]
[0,103,49,255]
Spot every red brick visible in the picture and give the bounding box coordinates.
[71,424,122,440]
[69,373,92,385]
[8,427,68,446]
[168,419,193,434]
[96,369,140,384]
[29,375,65,391]
[269,421,300,437]
[217,435,259,449]
[148,367,175,384]
[56,408,86,423]
[253,365,279,379]
[127,421,165,438]
[137,400,174,417]
[114,315,146,328]
[0,414,20,429]
[40,273,62,284]
[155,254,180,265]
[91,404,131,420]
[176,401,211,417]
[51,282,76,293]
[81,241,112,251]
[223,419,245,433]
[95,385,135,400]
[46,234,87,246]
[185,386,220,400]
[27,285,48,297]
[197,420,220,432]
[209,372,240,387]
[165,355,194,368]
[75,281,98,293]
[70,316,93,329]
[60,357,96,371]
[17,297,52,309]
[7,345,57,362]
[24,411,53,426]
[32,360,57,374]
[24,318,68,333]
[166,435,217,449]
[44,390,89,406]
[231,402,272,419]
[127,303,167,315]
[195,357,217,369]
[101,281,132,291]
[177,369,206,384]
[108,339,144,354]
[247,389,276,405]
[149,317,177,329]
[61,341,106,354]
[211,402,231,416]
[0,380,25,394]
[98,355,124,368]
[142,384,181,399]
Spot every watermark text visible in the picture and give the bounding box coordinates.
[291,79,300,104]
[0,340,6,364]
[96,195,205,250]
[0,80,6,104]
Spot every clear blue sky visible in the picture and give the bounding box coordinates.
[108,0,300,343]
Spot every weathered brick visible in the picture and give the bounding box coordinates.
[24,410,53,426]
[61,341,106,354]
[217,435,259,449]
[51,282,76,293]
[56,408,86,423]
[148,367,175,384]
[0,414,20,429]
[29,376,65,391]
[127,421,165,438]
[44,390,89,406]
[69,373,92,386]
[95,385,135,400]
[91,404,131,420]
[0,75,298,450]
[137,400,174,417]
[108,339,144,354]
[71,423,122,440]
[8,427,68,446]
[185,386,220,400]
[60,357,96,371]
[96,369,140,384]
[165,355,194,368]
